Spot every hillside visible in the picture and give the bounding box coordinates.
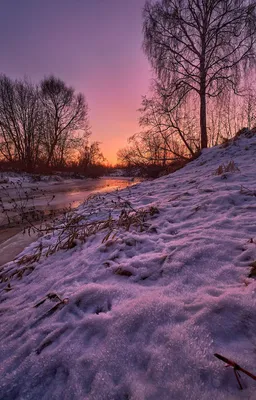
[0,132,256,400]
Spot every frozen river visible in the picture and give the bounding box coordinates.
[0,176,139,266]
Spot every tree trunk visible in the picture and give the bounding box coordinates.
[200,90,207,149]
[200,32,208,149]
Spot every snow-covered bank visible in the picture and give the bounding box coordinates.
[0,177,138,267]
[0,134,256,399]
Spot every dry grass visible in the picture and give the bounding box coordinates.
[0,265,35,284]
[240,186,256,197]
[219,136,231,148]
[39,204,159,259]
[0,193,160,292]
[0,181,56,229]
[114,267,133,277]
[214,160,240,175]
[219,127,256,149]
[248,261,256,278]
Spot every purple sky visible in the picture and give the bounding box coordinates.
[0,0,152,163]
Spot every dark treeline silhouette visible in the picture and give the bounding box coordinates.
[0,75,105,175]
[118,0,256,174]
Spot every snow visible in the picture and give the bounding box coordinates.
[0,176,137,264]
[0,133,256,399]
[0,176,137,213]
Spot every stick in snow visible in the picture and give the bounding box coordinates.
[214,353,256,390]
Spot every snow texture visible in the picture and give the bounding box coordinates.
[0,134,256,400]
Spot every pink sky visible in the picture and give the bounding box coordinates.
[0,0,152,164]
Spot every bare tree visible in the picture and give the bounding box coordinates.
[139,84,200,159]
[0,75,102,173]
[118,83,201,169]
[0,75,41,171]
[78,141,105,171]
[40,76,89,167]
[143,0,256,149]
[118,130,181,168]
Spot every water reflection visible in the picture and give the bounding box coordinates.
[0,177,141,237]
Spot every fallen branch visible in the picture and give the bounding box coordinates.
[240,185,256,197]
[214,353,256,390]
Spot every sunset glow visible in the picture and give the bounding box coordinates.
[2,2,256,399]
[0,0,151,164]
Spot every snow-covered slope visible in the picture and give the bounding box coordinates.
[0,134,256,400]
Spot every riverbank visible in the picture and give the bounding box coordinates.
[0,133,256,399]
[0,176,140,266]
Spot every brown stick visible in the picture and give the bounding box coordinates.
[214,353,256,390]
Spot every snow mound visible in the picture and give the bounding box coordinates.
[0,135,256,399]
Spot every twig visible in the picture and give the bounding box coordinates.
[214,353,256,390]
[240,185,256,197]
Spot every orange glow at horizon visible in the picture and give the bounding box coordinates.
[90,114,145,165]
[0,0,152,165]
[81,61,152,165]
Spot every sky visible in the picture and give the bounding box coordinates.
[0,0,152,164]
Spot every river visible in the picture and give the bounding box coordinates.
[0,176,140,267]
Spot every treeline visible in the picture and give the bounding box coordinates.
[118,0,256,175]
[118,85,256,171]
[0,75,104,174]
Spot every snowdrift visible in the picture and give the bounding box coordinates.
[0,133,256,399]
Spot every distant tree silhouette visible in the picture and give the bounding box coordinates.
[0,76,41,171]
[0,75,104,173]
[40,76,89,167]
[78,141,105,171]
[143,0,256,149]
[138,87,200,159]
